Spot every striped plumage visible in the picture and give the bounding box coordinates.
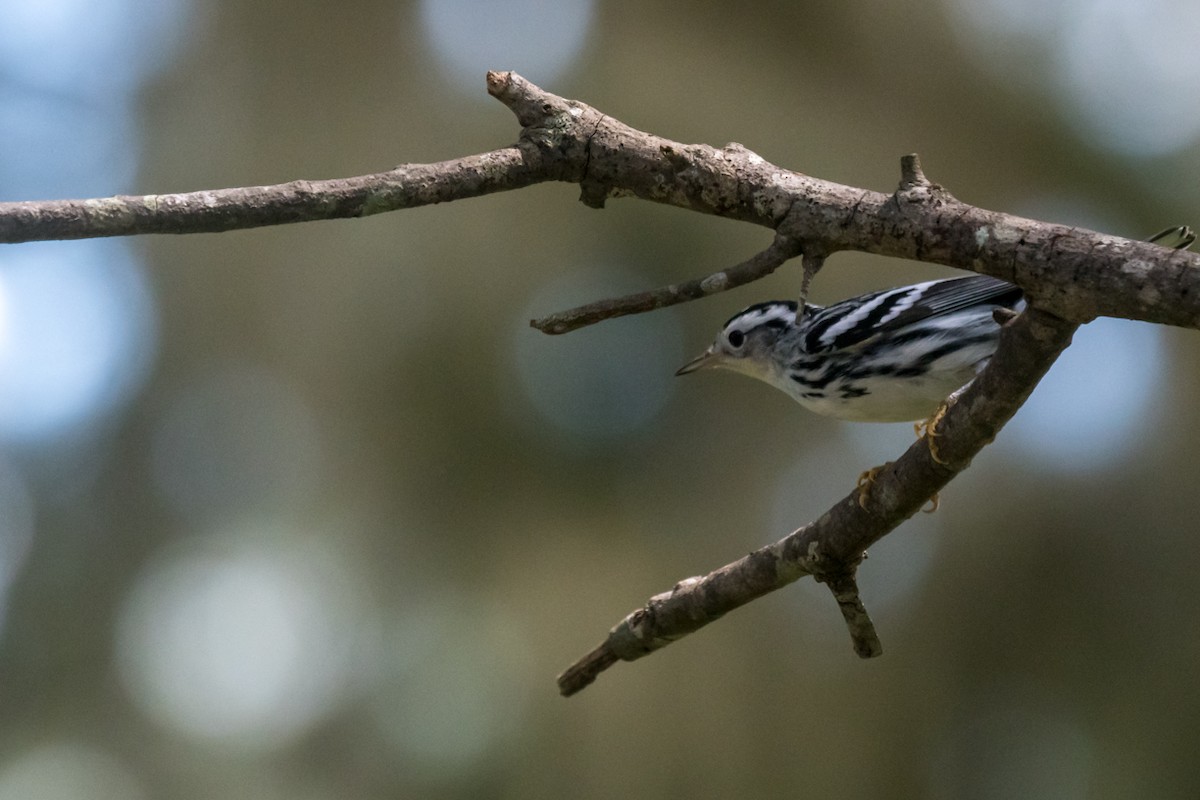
[676,227,1193,422]
[676,275,1024,422]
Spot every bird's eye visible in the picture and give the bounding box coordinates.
[727,330,745,348]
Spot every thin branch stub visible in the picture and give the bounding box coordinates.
[530,232,804,334]
[822,572,883,658]
[899,153,930,190]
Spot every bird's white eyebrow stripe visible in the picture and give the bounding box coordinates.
[722,303,795,333]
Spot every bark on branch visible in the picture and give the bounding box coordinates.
[0,71,1188,696]
[2,71,1197,331]
[0,149,551,241]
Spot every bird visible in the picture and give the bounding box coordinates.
[676,226,1194,424]
[676,274,1022,422]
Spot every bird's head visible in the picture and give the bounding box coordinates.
[676,300,800,380]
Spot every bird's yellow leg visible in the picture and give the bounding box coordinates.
[856,462,892,509]
[915,398,954,466]
[914,396,958,512]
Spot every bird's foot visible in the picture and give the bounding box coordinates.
[856,462,893,510]
[915,399,954,465]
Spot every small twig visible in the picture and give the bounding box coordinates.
[530,233,804,334]
[898,153,930,190]
[822,572,883,658]
[798,250,826,317]
[894,152,958,209]
[1148,225,1196,250]
[555,643,620,695]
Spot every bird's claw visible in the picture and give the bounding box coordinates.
[856,462,892,509]
[916,401,952,465]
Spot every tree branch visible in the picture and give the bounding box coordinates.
[0,148,554,242]
[557,306,1078,696]
[0,71,1182,697]
[824,572,883,659]
[3,71,1197,331]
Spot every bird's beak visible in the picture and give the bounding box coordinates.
[675,347,720,376]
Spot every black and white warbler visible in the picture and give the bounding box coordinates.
[677,227,1194,423]
[677,275,1023,422]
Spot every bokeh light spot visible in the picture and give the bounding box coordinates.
[0,742,145,800]
[0,240,157,444]
[0,0,195,98]
[0,89,139,201]
[947,0,1200,156]
[417,0,594,92]
[513,269,683,444]
[1000,317,1162,471]
[369,598,532,773]
[115,528,368,750]
[1056,0,1200,155]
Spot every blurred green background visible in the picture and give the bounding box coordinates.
[2,1,1200,798]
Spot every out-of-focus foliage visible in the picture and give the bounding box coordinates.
[1,1,1199,798]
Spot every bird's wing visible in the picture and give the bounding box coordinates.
[801,276,1022,353]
